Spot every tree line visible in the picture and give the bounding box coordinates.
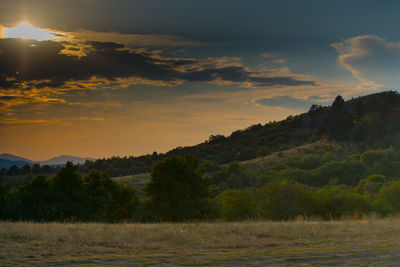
[2,151,400,222]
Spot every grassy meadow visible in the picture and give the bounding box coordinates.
[2,218,400,266]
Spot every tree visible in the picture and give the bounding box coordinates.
[48,162,90,221]
[332,95,344,110]
[5,176,51,221]
[144,155,210,221]
[0,182,10,219]
[84,170,140,222]
[84,170,118,221]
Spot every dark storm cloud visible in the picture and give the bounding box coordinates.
[0,38,316,90]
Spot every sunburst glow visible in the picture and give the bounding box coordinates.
[2,21,55,41]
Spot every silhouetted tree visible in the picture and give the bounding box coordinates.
[48,162,90,221]
[144,155,210,221]
[332,95,344,110]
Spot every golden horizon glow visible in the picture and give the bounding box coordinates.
[2,21,55,41]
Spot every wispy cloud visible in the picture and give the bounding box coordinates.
[272,59,286,64]
[261,52,280,58]
[332,35,400,90]
[0,116,105,127]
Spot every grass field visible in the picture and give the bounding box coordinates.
[2,218,400,266]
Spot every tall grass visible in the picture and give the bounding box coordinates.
[2,218,400,265]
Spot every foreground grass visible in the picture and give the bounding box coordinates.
[2,218,400,266]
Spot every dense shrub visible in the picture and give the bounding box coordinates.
[217,189,257,221]
[256,181,312,220]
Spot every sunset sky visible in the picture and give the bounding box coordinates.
[1,0,399,160]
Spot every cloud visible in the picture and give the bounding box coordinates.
[0,115,105,127]
[0,38,317,94]
[332,35,400,89]
[261,52,280,58]
[272,59,286,64]
[0,118,65,126]
[254,95,328,110]
[67,30,205,47]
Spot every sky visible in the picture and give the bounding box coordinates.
[1,0,399,160]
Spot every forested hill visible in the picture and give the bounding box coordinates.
[74,90,400,177]
[4,91,400,178]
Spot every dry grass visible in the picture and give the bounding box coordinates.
[2,218,400,265]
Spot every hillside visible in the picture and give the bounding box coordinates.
[3,91,400,179]
[77,91,400,177]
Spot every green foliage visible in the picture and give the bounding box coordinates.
[313,185,371,219]
[257,146,271,158]
[310,159,365,186]
[356,174,385,197]
[48,162,90,221]
[210,162,255,193]
[256,181,312,220]
[376,180,400,215]
[360,149,387,166]
[7,176,51,221]
[84,170,139,222]
[108,184,140,222]
[217,189,257,221]
[144,155,210,221]
[0,162,139,222]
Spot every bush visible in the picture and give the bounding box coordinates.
[314,185,371,219]
[356,174,385,197]
[256,181,312,220]
[376,180,400,215]
[217,189,257,221]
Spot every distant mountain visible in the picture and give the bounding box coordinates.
[40,155,95,166]
[0,153,95,168]
[0,159,33,168]
[0,153,34,163]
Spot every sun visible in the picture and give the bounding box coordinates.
[2,21,55,41]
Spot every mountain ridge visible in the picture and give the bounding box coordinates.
[0,154,95,168]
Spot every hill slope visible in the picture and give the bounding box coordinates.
[80,91,400,177]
